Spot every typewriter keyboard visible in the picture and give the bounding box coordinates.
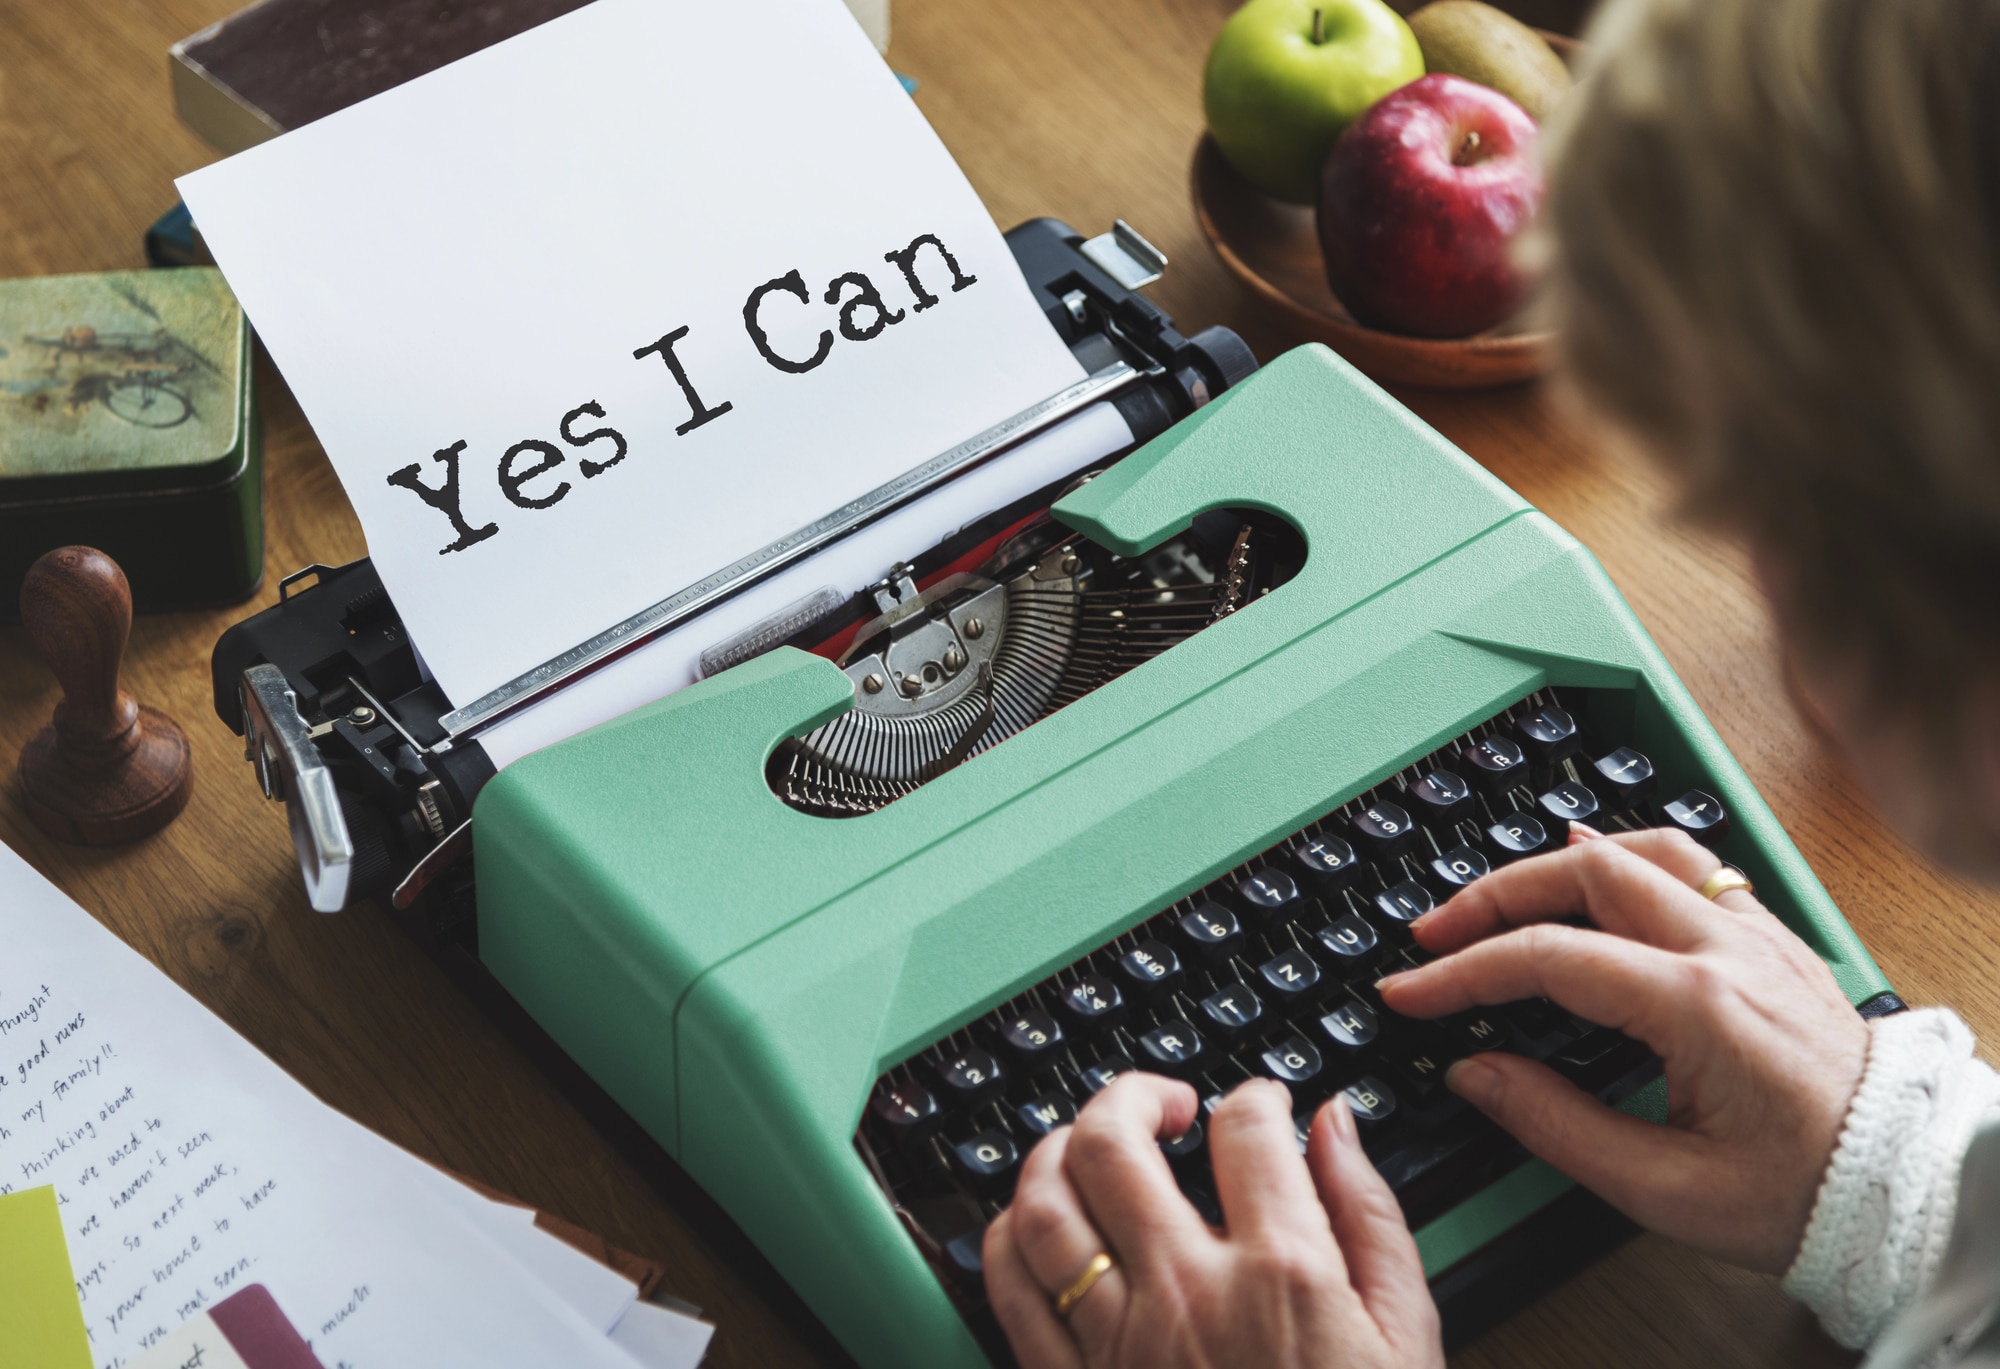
[857,689,1728,1319]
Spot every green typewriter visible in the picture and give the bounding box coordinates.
[470,343,1896,1365]
[217,317,1898,1364]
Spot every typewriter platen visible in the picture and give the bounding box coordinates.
[216,259,1901,1364]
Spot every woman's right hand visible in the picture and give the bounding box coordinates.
[1378,828,1871,1275]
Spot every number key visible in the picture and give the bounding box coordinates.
[1176,901,1242,962]
[1351,800,1418,860]
[1291,832,1360,890]
[1058,974,1126,1036]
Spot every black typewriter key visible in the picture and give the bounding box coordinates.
[1058,974,1127,1036]
[1486,811,1556,863]
[1388,1042,1450,1099]
[934,1047,1004,1105]
[1116,940,1184,1001]
[1391,944,1436,974]
[1017,1093,1080,1136]
[1235,868,1302,921]
[1291,832,1361,891]
[1342,1077,1398,1127]
[1316,913,1381,969]
[999,1010,1064,1064]
[1448,1011,1510,1054]
[1257,947,1323,1002]
[1462,734,1528,795]
[1137,1022,1207,1077]
[1508,996,1565,1035]
[1260,1034,1324,1085]
[1176,901,1243,961]
[870,1081,942,1138]
[1665,789,1730,845]
[952,1130,1021,1189]
[1374,879,1435,928]
[1159,1118,1206,1167]
[1318,997,1380,1054]
[1592,746,1657,807]
[944,1227,986,1284]
[1407,769,1475,829]
[1516,706,1581,765]
[1351,800,1419,860]
[1426,844,1491,900]
[1079,1053,1135,1095]
[1536,778,1601,836]
[1199,983,1264,1037]
[1553,1021,1623,1068]
[1320,992,1384,1056]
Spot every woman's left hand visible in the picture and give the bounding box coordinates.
[982,1072,1445,1369]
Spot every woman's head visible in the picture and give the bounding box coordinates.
[1542,0,2000,877]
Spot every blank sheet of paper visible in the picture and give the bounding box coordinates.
[179,0,1085,707]
[0,842,647,1369]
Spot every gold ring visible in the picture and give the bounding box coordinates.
[1054,1251,1115,1319]
[1697,867,1755,901]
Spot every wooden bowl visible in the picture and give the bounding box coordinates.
[1191,35,1579,390]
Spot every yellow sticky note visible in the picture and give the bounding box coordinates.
[0,1186,92,1369]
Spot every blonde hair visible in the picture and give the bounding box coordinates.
[1542,0,2000,708]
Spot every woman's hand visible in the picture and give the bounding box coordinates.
[1379,828,1869,1274]
[982,1073,1444,1369]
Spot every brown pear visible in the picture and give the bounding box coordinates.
[1407,0,1572,122]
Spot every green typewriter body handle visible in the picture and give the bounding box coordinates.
[473,345,1889,1369]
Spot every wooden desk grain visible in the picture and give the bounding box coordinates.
[1,1,1993,1366]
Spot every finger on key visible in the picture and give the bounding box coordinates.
[1060,1073,1209,1283]
[1382,922,1686,1049]
[1208,1079,1343,1251]
[983,1208,1088,1369]
[1007,1126,1131,1342]
[1584,827,1724,886]
[1412,837,1714,953]
[1306,1098,1434,1344]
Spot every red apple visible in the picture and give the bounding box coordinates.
[1316,73,1542,338]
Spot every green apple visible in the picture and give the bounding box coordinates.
[1204,0,1426,204]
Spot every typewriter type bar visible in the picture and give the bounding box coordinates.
[859,687,1720,1352]
[438,357,1151,744]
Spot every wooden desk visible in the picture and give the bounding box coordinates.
[2,0,1994,1365]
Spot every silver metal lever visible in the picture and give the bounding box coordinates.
[436,358,1149,743]
[240,663,355,913]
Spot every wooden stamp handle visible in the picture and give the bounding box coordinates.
[20,546,140,765]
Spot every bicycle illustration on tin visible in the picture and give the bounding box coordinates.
[6,325,202,429]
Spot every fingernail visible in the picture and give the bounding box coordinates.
[1570,823,1603,842]
[1446,1057,1501,1107]
[1329,1093,1358,1146]
[1374,972,1407,993]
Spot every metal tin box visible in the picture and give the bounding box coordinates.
[0,267,261,616]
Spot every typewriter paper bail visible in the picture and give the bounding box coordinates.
[179,0,1085,709]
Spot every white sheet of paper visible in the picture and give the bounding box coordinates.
[608,1300,715,1369]
[433,1187,639,1333]
[178,0,1086,708]
[0,842,648,1369]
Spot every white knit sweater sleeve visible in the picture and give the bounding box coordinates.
[1783,1008,2000,1353]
